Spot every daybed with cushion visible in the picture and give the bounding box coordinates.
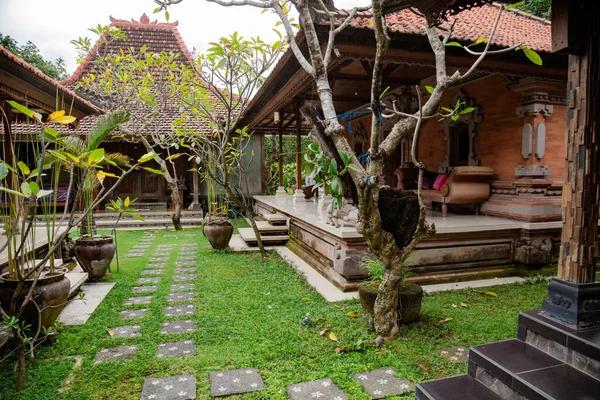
[394,166,495,217]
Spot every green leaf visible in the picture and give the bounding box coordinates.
[445,41,463,47]
[328,158,338,176]
[505,1,524,11]
[129,213,145,222]
[165,153,184,161]
[21,182,32,196]
[425,86,435,94]
[379,85,391,99]
[473,37,488,45]
[17,161,30,176]
[87,110,130,151]
[451,115,460,121]
[153,7,161,13]
[7,100,41,121]
[29,181,40,195]
[460,107,476,115]
[0,187,26,197]
[0,163,8,180]
[522,47,542,66]
[36,189,53,199]
[142,167,164,175]
[348,164,361,172]
[138,152,159,163]
[44,126,59,138]
[165,10,170,21]
[87,148,105,164]
[308,143,320,152]
[338,151,349,165]
[441,107,452,112]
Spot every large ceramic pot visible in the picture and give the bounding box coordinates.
[74,236,116,281]
[203,217,233,250]
[0,267,70,332]
[358,281,423,325]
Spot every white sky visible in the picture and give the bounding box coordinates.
[0,0,363,76]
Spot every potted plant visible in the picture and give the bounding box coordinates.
[106,196,144,272]
[358,256,423,327]
[202,177,233,250]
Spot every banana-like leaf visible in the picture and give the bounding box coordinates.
[87,110,131,151]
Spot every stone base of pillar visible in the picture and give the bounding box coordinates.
[541,278,600,330]
[275,187,287,200]
[293,189,306,204]
[189,202,202,212]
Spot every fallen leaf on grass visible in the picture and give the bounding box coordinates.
[329,332,339,342]
[441,317,453,324]
[346,311,358,317]
[460,302,468,308]
[301,297,312,301]
[320,329,330,336]
[334,347,341,353]
[106,327,114,337]
[480,291,497,297]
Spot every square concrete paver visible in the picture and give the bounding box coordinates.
[132,286,157,294]
[175,267,195,273]
[125,253,144,258]
[210,368,264,397]
[157,340,196,358]
[140,375,196,400]
[437,346,469,362]
[174,274,196,282]
[94,345,137,363]
[120,309,149,319]
[111,325,141,338]
[124,296,153,306]
[183,233,196,237]
[164,304,195,317]
[168,292,196,303]
[171,284,195,291]
[352,368,414,399]
[161,320,195,334]
[137,277,160,285]
[146,263,166,268]
[287,378,346,400]
[141,269,164,276]
[177,255,196,260]
[153,257,169,261]
[163,234,177,237]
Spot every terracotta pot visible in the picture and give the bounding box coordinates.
[74,236,116,281]
[0,267,70,332]
[358,281,423,324]
[203,218,233,250]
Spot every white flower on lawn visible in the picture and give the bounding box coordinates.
[233,378,240,383]
[164,385,173,390]
[311,392,324,398]
[321,381,331,387]
[377,379,388,385]
[385,369,394,374]
[358,375,368,380]
[292,387,302,393]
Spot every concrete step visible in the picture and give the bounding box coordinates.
[65,271,88,297]
[238,228,289,246]
[262,213,287,225]
[254,221,289,235]
[95,217,203,230]
[469,338,600,399]
[416,374,502,400]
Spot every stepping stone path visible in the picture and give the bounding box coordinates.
[164,304,195,317]
[175,267,195,273]
[124,296,153,306]
[171,284,195,291]
[141,269,164,276]
[147,263,167,268]
[168,292,196,303]
[288,378,346,400]
[183,233,196,237]
[437,346,469,362]
[137,277,160,285]
[132,286,157,294]
[125,253,144,258]
[210,368,265,397]
[140,375,196,400]
[175,262,195,267]
[163,234,177,237]
[352,368,414,399]
[161,320,195,334]
[120,309,149,319]
[94,345,138,363]
[111,325,141,338]
[174,274,196,282]
[157,340,196,358]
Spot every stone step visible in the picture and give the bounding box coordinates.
[254,221,289,235]
[469,338,600,399]
[95,217,203,230]
[517,310,600,379]
[65,271,88,298]
[416,374,502,400]
[238,228,289,246]
[262,213,287,225]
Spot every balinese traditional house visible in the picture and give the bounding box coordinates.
[244,3,569,288]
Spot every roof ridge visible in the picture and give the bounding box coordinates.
[489,2,550,25]
[109,12,179,27]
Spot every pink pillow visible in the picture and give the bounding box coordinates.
[433,174,448,190]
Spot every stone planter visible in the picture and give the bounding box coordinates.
[358,281,423,324]
[0,267,70,331]
[203,217,233,250]
[74,236,116,281]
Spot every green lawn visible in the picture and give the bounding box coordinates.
[0,229,550,399]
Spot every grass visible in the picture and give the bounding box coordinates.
[0,228,550,399]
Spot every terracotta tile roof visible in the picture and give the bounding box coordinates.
[0,45,102,114]
[320,2,551,52]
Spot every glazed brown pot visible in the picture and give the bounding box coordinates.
[203,218,233,250]
[358,281,423,324]
[74,236,116,281]
[0,267,70,332]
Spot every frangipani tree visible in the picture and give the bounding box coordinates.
[156,0,541,344]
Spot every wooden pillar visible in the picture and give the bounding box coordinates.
[295,110,302,192]
[278,120,284,186]
[557,17,599,284]
[1,104,16,208]
[191,171,200,211]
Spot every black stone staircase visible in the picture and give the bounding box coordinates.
[416,310,600,400]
